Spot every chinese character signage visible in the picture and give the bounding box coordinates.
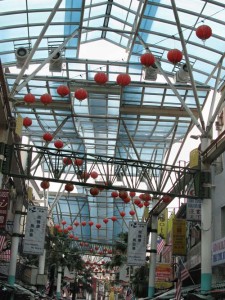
[127,221,147,266]
[155,263,173,289]
[23,206,48,255]
[0,189,9,229]
[172,219,186,256]
[186,198,201,221]
[157,209,168,239]
[212,237,225,266]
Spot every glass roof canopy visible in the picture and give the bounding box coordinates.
[1,0,225,247]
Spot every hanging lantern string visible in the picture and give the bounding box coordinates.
[19,5,224,96]
[64,5,224,80]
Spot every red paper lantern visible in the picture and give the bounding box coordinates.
[81,221,86,226]
[139,194,144,200]
[57,85,70,97]
[63,157,72,165]
[90,171,98,179]
[90,187,99,196]
[111,216,117,222]
[142,193,151,201]
[23,117,32,127]
[40,93,52,105]
[54,140,64,149]
[138,203,143,208]
[40,180,50,190]
[111,191,119,198]
[129,210,135,216]
[119,191,128,200]
[65,183,74,192]
[134,199,141,206]
[80,171,90,181]
[57,228,63,233]
[196,24,212,40]
[69,234,74,239]
[67,225,73,231]
[143,201,150,207]
[88,221,94,226]
[63,228,69,234]
[120,211,126,218]
[96,223,101,229]
[74,88,88,101]
[116,73,131,86]
[129,191,136,198]
[103,218,109,224]
[95,246,99,250]
[74,221,79,227]
[140,52,155,67]
[74,158,83,166]
[123,197,131,204]
[94,72,108,84]
[61,220,67,225]
[74,236,79,240]
[54,224,60,229]
[43,132,53,142]
[24,93,35,104]
[162,195,172,204]
[167,49,183,64]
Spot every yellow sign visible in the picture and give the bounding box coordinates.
[189,148,199,169]
[27,187,33,202]
[157,208,168,239]
[142,207,149,221]
[172,219,186,256]
[166,210,175,244]
[15,114,23,137]
[155,281,173,289]
[109,291,115,300]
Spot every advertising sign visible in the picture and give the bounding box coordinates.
[23,206,48,255]
[155,263,172,281]
[172,219,186,256]
[186,198,201,221]
[212,237,225,266]
[0,189,9,229]
[157,209,168,239]
[127,221,147,266]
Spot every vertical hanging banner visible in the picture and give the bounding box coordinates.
[157,208,168,239]
[23,206,48,255]
[0,189,9,229]
[127,221,147,266]
[186,198,201,221]
[172,219,187,256]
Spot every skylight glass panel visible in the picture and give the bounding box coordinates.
[176,0,203,12]
[0,0,27,12]
[202,3,225,16]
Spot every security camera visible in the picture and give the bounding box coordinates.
[144,60,160,81]
[16,47,28,58]
[15,47,29,68]
[49,50,62,72]
[51,51,61,61]
[175,63,190,83]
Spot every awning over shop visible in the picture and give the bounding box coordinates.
[153,281,225,299]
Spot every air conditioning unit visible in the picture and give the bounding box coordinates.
[143,61,160,81]
[15,47,29,69]
[49,50,62,72]
[175,63,190,83]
